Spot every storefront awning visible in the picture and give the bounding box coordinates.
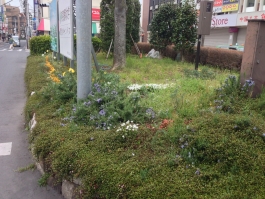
[37,19,50,31]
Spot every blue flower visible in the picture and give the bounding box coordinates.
[99,109,106,116]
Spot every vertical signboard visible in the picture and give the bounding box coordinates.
[34,0,38,30]
[0,6,3,33]
[50,0,58,52]
[59,0,74,59]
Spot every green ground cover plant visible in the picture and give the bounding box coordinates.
[25,53,265,198]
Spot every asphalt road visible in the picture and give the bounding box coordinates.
[0,40,63,199]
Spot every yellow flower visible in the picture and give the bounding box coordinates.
[62,72,66,76]
[47,50,49,52]
[69,68,75,73]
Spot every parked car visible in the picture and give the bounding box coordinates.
[12,36,20,47]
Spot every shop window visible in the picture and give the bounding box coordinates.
[247,0,255,7]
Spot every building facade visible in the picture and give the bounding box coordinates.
[142,0,265,47]
[0,1,27,38]
[35,0,101,35]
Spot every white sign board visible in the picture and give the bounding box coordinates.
[211,14,237,28]
[237,11,265,26]
[59,0,74,59]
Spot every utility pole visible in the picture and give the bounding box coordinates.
[76,0,92,99]
[25,0,29,48]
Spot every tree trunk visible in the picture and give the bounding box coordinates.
[112,0,126,71]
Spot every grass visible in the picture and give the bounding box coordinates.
[24,53,265,198]
[16,163,36,173]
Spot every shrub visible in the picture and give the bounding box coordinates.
[131,42,153,55]
[131,43,177,59]
[74,35,101,53]
[92,37,102,52]
[29,35,51,55]
[184,47,243,70]
[206,48,243,70]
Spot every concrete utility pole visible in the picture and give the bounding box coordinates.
[76,0,92,100]
[25,0,29,48]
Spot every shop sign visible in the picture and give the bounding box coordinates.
[223,0,238,5]
[211,14,237,27]
[92,9,100,21]
[237,11,265,26]
[213,0,238,13]
[213,6,222,13]
[214,0,223,7]
[222,3,238,12]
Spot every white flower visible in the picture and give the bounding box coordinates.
[122,135,125,139]
[126,120,130,124]
[42,54,44,56]
[121,123,125,127]
[31,91,35,96]
[54,57,56,59]
[132,153,135,156]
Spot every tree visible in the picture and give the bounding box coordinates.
[100,0,115,53]
[149,3,177,54]
[100,0,140,53]
[172,0,197,60]
[112,0,126,70]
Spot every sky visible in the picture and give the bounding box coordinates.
[8,0,33,12]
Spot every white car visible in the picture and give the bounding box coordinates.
[12,36,20,47]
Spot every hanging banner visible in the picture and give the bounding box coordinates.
[59,0,74,59]
[50,0,58,52]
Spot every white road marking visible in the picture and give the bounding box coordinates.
[0,142,12,156]
[17,49,22,51]
[0,49,6,51]
[8,49,13,51]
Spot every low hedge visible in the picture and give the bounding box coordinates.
[29,35,51,55]
[132,43,243,70]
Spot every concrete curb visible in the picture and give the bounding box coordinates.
[29,113,81,199]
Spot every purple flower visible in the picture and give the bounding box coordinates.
[195,169,200,175]
[94,83,101,92]
[84,101,91,106]
[146,108,156,119]
[96,98,102,103]
[244,79,255,87]
[99,109,106,116]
